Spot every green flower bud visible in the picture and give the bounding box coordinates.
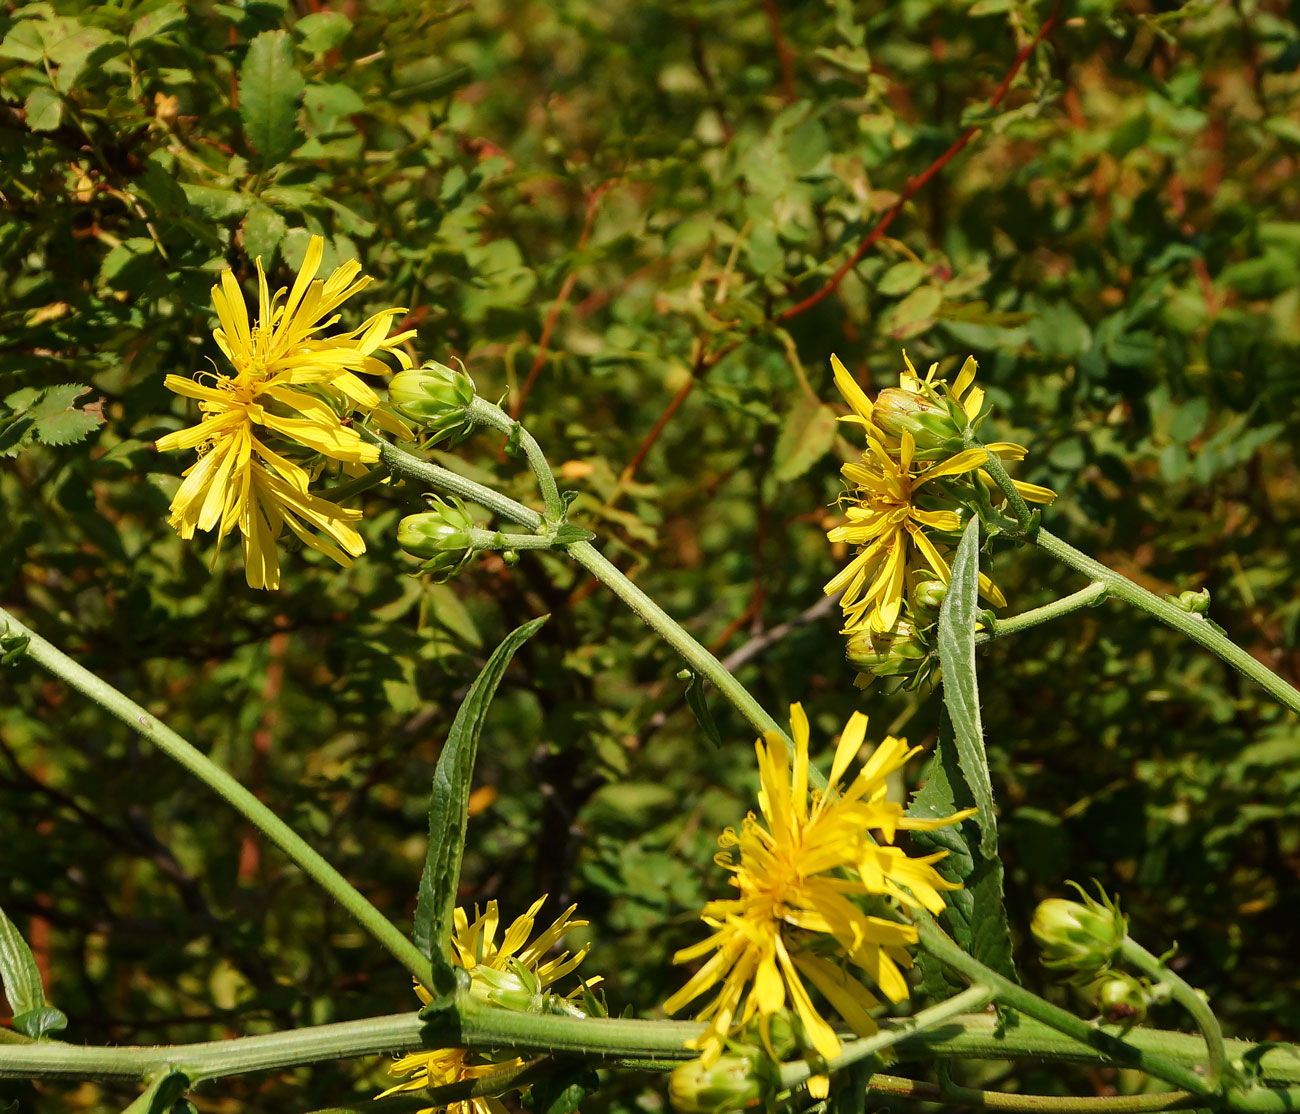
[1175,588,1210,615]
[397,496,479,581]
[846,618,929,678]
[1031,884,1127,978]
[912,579,948,616]
[669,1052,773,1114]
[1087,969,1148,1027]
[467,962,541,1012]
[873,388,959,450]
[388,361,477,444]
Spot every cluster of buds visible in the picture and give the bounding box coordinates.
[396,495,481,581]
[845,578,951,688]
[1031,884,1151,1028]
[668,1012,796,1114]
[388,360,478,446]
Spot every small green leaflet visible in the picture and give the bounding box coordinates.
[937,516,997,855]
[413,616,549,1004]
[239,31,304,167]
[0,901,67,1039]
[120,1070,190,1114]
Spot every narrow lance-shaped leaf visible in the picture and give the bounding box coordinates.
[414,615,549,1004]
[937,515,997,856]
[908,710,1017,988]
[683,670,722,748]
[0,901,67,1039]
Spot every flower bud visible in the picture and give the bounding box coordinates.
[397,497,479,581]
[872,388,958,450]
[912,579,947,616]
[669,1052,772,1114]
[1175,588,1210,615]
[1031,885,1127,978]
[1087,969,1148,1027]
[388,361,477,444]
[468,962,541,1013]
[846,618,929,678]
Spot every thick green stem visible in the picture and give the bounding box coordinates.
[0,606,433,994]
[4,1008,1298,1092]
[975,582,1108,645]
[1034,529,1300,716]
[971,437,1034,525]
[777,984,995,1090]
[1121,938,1226,1091]
[467,527,554,551]
[369,436,784,742]
[467,397,565,522]
[916,916,1214,1096]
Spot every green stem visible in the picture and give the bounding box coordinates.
[368,436,785,742]
[1121,938,1226,1092]
[975,582,1108,645]
[567,540,784,741]
[0,606,432,994]
[777,984,995,1090]
[877,1073,1196,1112]
[3,1008,1298,1091]
[971,438,1034,525]
[916,915,1214,1096]
[468,397,565,522]
[467,528,554,551]
[1034,528,1300,716]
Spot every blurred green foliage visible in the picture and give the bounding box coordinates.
[3,0,1300,1110]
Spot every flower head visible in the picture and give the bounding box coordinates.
[665,705,973,1068]
[380,897,594,1114]
[825,352,1056,635]
[157,236,415,589]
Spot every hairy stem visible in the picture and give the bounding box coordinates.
[0,606,433,993]
[369,436,785,742]
[916,916,1214,1096]
[777,984,996,1090]
[975,581,1108,644]
[1035,529,1300,716]
[1121,938,1226,1092]
[468,396,565,521]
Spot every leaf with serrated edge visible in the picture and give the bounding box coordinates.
[239,30,305,167]
[35,409,103,447]
[938,516,997,855]
[908,712,1017,985]
[414,616,549,1002]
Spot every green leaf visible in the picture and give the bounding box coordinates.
[23,86,63,132]
[0,415,35,458]
[181,185,249,220]
[44,24,122,92]
[241,203,287,264]
[293,11,351,54]
[772,396,837,482]
[414,616,549,1000]
[877,260,927,296]
[0,902,66,1039]
[0,384,103,454]
[683,671,722,748]
[908,711,1017,988]
[239,30,304,167]
[552,524,595,544]
[129,3,187,45]
[937,516,997,855]
[527,1065,600,1114]
[120,1070,189,1114]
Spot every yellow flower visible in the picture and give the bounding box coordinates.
[825,430,994,632]
[157,236,415,588]
[825,352,1056,632]
[380,898,594,1114]
[664,705,973,1069]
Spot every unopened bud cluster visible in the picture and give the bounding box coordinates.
[389,361,477,445]
[1031,884,1127,978]
[397,495,480,581]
